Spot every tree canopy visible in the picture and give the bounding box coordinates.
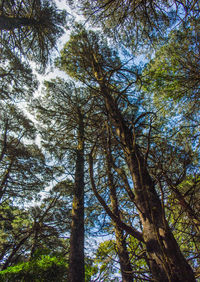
[0,0,67,70]
[0,0,199,281]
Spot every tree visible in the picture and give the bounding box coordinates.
[79,116,137,280]
[0,101,53,203]
[0,253,68,282]
[57,27,196,281]
[104,149,133,282]
[76,0,199,49]
[0,46,37,100]
[142,16,200,110]
[32,79,100,281]
[0,0,66,69]
[0,179,72,271]
[141,15,200,235]
[96,127,135,281]
[68,103,85,282]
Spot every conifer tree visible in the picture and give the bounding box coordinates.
[57,27,196,282]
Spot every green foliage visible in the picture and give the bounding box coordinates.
[143,17,200,106]
[0,186,71,270]
[56,25,121,84]
[85,258,98,282]
[92,240,121,281]
[0,254,68,282]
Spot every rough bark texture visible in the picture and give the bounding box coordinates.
[92,59,196,281]
[69,111,85,282]
[126,149,196,282]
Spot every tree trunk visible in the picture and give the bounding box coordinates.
[93,67,196,281]
[0,15,37,30]
[30,222,39,259]
[126,148,196,281]
[104,137,134,282]
[114,226,133,282]
[109,176,134,282]
[69,110,85,282]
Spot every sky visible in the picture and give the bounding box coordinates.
[23,0,86,138]
[33,0,85,87]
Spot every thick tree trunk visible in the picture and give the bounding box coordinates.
[69,111,85,282]
[0,15,37,31]
[126,149,196,281]
[93,67,196,281]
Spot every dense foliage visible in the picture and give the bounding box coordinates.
[0,0,199,281]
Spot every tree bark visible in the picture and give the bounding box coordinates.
[114,226,134,282]
[104,136,134,282]
[89,154,144,242]
[69,110,85,282]
[125,148,196,281]
[92,62,196,281]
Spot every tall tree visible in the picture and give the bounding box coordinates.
[57,27,196,281]
[69,105,85,282]
[33,79,100,281]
